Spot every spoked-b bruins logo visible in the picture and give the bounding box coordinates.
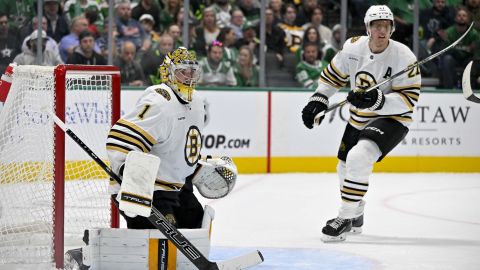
[184,126,202,166]
[354,71,377,91]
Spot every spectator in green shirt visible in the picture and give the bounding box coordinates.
[295,42,328,89]
[234,45,259,87]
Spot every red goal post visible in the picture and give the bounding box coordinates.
[0,64,121,268]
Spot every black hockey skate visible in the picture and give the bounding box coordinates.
[322,215,364,242]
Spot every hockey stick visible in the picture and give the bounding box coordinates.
[313,21,475,125]
[51,114,264,270]
[462,60,480,103]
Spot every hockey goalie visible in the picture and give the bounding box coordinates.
[66,47,238,270]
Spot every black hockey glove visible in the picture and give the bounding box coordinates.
[347,88,385,110]
[302,93,329,129]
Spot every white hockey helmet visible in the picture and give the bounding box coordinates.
[364,5,395,36]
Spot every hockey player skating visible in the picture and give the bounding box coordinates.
[106,46,237,230]
[301,5,421,242]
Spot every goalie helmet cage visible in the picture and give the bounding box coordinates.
[0,65,120,269]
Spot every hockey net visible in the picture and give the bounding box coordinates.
[0,65,120,268]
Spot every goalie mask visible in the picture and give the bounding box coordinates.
[364,5,395,37]
[192,156,237,199]
[161,47,201,103]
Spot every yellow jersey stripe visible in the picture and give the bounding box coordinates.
[117,119,157,145]
[330,61,348,79]
[108,130,150,152]
[106,143,131,154]
[320,74,341,88]
[323,68,346,87]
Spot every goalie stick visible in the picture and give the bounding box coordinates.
[51,114,264,270]
[462,60,480,104]
[314,21,475,126]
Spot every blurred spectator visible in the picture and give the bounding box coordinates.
[302,7,331,46]
[141,33,174,85]
[466,0,480,31]
[419,0,455,77]
[159,0,181,32]
[59,16,100,62]
[295,42,327,88]
[294,0,318,26]
[235,21,260,64]
[115,0,148,53]
[64,0,104,32]
[131,0,161,31]
[44,0,70,43]
[268,0,283,25]
[139,14,161,53]
[114,40,146,86]
[21,17,60,58]
[322,23,342,63]
[167,24,182,49]
[278,4,304,53]
[295,26,324,64]
[217,26,238,65]
[212,0,232,28]
[234,46,259,87]
[238,0,260,25]
[0,12,21,71]
[229,9,245,39]
[85,6,101,38]
[0,0,35,29]
[96,18,119,59]
[389,0,433,46]
[174,7,199,49]
[198,41,237,86]
[13,30,63,66]
[438,7,479,88]
[193,6,220,57]
[265,7,286,64]
[67,30,107,65]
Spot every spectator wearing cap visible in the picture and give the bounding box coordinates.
[229,9,245,39]
[193,6,221,57]
[0,12,21,71]
[67,30,107,65]
[198,41,237,86]
[235,21,260,64]
[13,30,63,66]
[59,15,101,62]
[131,0,161,31]
[237,0,260,25]
[115,0,149,54]
[20,16,60,59]
[139,14,161,52]
[44,0,70,43]
[114,40,146,86]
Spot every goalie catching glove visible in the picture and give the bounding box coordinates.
[192,156,238,199]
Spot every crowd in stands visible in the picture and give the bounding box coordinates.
[0,0,478,89]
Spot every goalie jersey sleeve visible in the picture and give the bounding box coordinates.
[315,36,421,128]
[106,84,206,193]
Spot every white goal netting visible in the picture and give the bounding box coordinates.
[0,65,120,267]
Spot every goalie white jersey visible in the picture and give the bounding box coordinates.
[106,83,206,193]
[315,36,421,128]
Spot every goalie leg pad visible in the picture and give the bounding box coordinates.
[118,151,161,217]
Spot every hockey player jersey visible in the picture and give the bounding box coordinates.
[315,36,421,128]
[106,83,206,193]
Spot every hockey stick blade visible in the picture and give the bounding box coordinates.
[313,22,475,125]
[462,60,480,104]
[51,114,264,270]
